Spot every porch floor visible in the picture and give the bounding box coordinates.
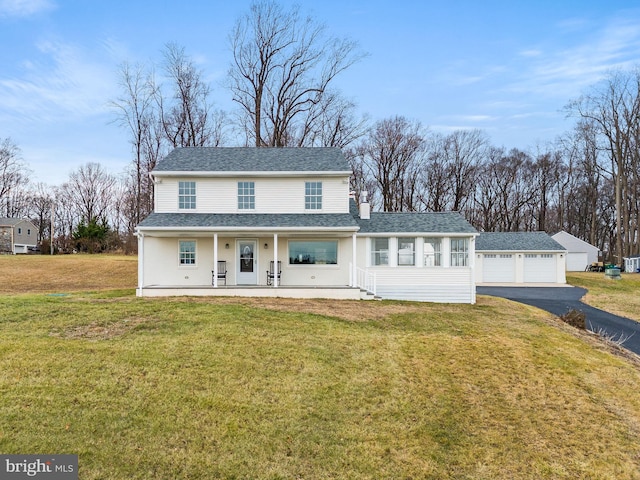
[137,285,373,300]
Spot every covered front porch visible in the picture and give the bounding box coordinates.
[136,227,375,299]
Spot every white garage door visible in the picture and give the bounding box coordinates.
[482,254,516,282]
[566,252,588,271]
[524,254,557,283]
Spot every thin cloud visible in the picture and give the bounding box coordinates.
[0,38,118,124]
[0,0,55,17]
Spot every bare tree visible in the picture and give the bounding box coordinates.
[159,43,225,148]
[228,0,364,147]
[111,62,157,225]
[357,116,425,212]
[61,162,117,226]
[0,138,30,217]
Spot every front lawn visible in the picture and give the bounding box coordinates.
[2,290,640,478]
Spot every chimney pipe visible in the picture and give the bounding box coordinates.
[359,191,370,220]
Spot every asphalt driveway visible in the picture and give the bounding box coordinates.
[477,286,640,356]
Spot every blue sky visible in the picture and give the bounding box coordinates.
[1,0,640,185]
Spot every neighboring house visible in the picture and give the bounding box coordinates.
[0,218,38,254]
[135,147,479,303]
[475,232,567,284]
[551,231,600,271]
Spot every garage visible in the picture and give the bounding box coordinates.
[482,254,515,282]
[566,252,588,272]
[476,232,567,285]
[523,253,557,283]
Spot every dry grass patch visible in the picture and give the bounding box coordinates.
[0,254,137,294]
[568,272,640,322]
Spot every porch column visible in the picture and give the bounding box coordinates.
[352,233,357,287]
[213,233,218,288]
[137,233,144,296]
[273,233,279,288]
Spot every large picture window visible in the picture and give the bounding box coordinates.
[238,181,255,210]
[424,237,442,267]
[450,238,469,267]
[305,182,322,210]
[398,237,415,266]
[179,240,196,265]
[289,241,337,265]
[371,237,389,266]
[178,181,196,210]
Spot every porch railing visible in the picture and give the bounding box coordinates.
[351,264,376,295]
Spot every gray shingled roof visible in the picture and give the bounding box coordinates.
[138,212,359,230]
[476,232,566,251]
[349,200,477,234]
[357,212,477,234]
[0,218,23,226]
[153,147,350,173]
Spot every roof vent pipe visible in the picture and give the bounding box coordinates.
[359,191,370,220]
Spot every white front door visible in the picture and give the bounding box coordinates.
[237,240,258,285]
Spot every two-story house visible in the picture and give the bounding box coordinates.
[136,147,478,303]
[0,218,38,254]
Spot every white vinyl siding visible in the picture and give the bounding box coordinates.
[155,177,349,214]
[374,268,474,303]
[566,252,588,272]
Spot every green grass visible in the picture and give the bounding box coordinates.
[2,289,640,479]
[568,272,640,321]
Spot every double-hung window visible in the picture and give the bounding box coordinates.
[424,237,442,266]
[305,182,322,210]
[450,238,469,266]
[179,240,196,266]
[398,237,416,266]
[371,238,389,266]
[238,181,255,210]
[179,181,196,210]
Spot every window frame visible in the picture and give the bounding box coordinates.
[397,237,416,266]
[450,238,469,267]
[370,237,390,266]
[179,240,197,266]
[237,181,255,210]
[178,181,196,210]
[423,237,442,267]
[288,240,338,265]
[304,181,323,210]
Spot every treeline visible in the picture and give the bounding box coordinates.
[0,1,637,264]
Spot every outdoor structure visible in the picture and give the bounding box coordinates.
[135,147,478,303]
[475,232,567,285]
[0,218,38,254]
[551,231,600,271]
[624,255,640,273]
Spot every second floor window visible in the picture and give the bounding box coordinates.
[179,181,196,210]
[305,182,322,210]
[238,181,255,210]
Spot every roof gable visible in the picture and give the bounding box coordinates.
[551,231,599,253]
[477,232,566,251]
[153,147,351,174]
